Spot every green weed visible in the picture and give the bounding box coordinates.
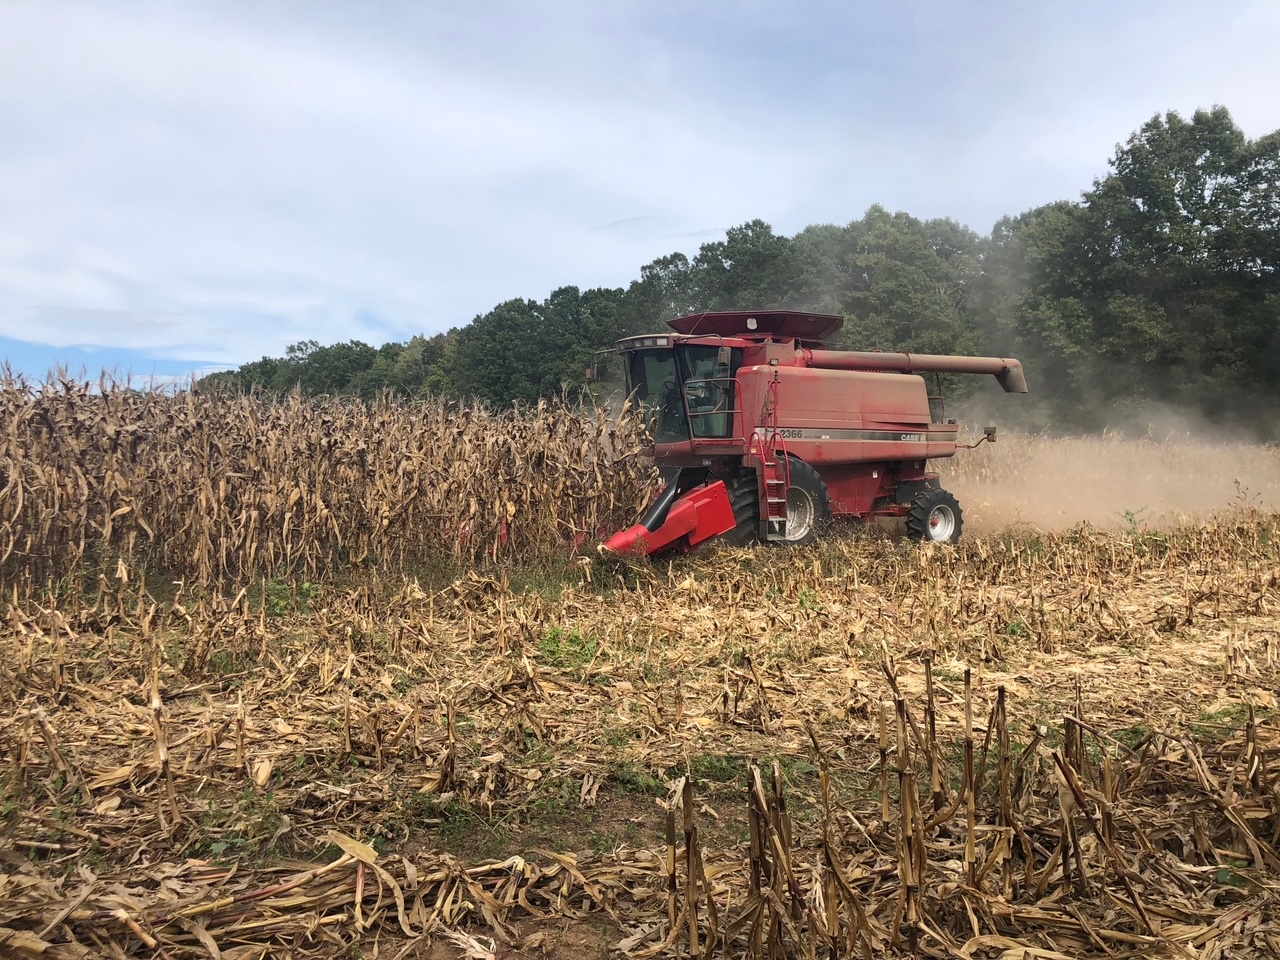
[613,761,664,796]
[538,627,600,675]
[687,754,746,784]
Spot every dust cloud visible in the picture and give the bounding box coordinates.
[937,430,1280,533]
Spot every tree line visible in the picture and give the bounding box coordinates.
[201,107,1280,437]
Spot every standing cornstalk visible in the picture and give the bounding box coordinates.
[0,374,656,592]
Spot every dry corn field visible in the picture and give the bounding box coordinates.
[0,375,656,589]
[1,381,1280,959]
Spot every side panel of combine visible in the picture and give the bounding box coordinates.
[758,367,957,464]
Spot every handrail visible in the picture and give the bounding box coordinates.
[763,378,791,487]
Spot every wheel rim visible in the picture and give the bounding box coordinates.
[926,504,956,541]
[784,487,815,541]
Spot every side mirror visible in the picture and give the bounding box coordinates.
[716,345,731,369]
[984,425,997,442]
[588,349,616,383]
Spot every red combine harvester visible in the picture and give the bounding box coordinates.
[601,310,1026,556]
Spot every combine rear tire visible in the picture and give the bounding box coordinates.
[777,458,831,547]
[906,488,963,544]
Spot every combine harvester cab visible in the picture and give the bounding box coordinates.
[601,310,1027,557]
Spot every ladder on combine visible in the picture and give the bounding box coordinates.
[750,378,792,542]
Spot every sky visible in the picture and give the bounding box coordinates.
[2,0,1278,382]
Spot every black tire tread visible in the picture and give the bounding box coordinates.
[905,488,964,544]
[719,469,761,547]
[776,457,832,547]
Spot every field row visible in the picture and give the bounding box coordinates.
[2,518,1278,956]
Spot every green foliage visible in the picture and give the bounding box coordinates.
[612,761,665,796]
[201,785,288,860]
[442,287,628,405]
[794,207,986,360]
[687,754,746,784]
[589,832,616,857]
[1113,723,1152,749]
[264,578,319,617]
[198,105,1280,437]
[1119,508,1150,537]
[986,107,1280,432]
[208,648,244,676]
[1191,703,1272,738]
[203,333,454,399]
[538,627,600,675]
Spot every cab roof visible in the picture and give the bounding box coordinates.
[666,310,844,341]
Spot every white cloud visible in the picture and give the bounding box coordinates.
[0,2,819,363]
[0,0,1277,372]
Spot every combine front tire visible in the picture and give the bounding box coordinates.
[778,458,831,547]
[720,470,761,547]
[906,488,963,544]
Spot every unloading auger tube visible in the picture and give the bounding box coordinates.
[600,309,1027,557]
[800,348,1028,394]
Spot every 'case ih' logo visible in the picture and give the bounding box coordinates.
[900,433,924,441]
